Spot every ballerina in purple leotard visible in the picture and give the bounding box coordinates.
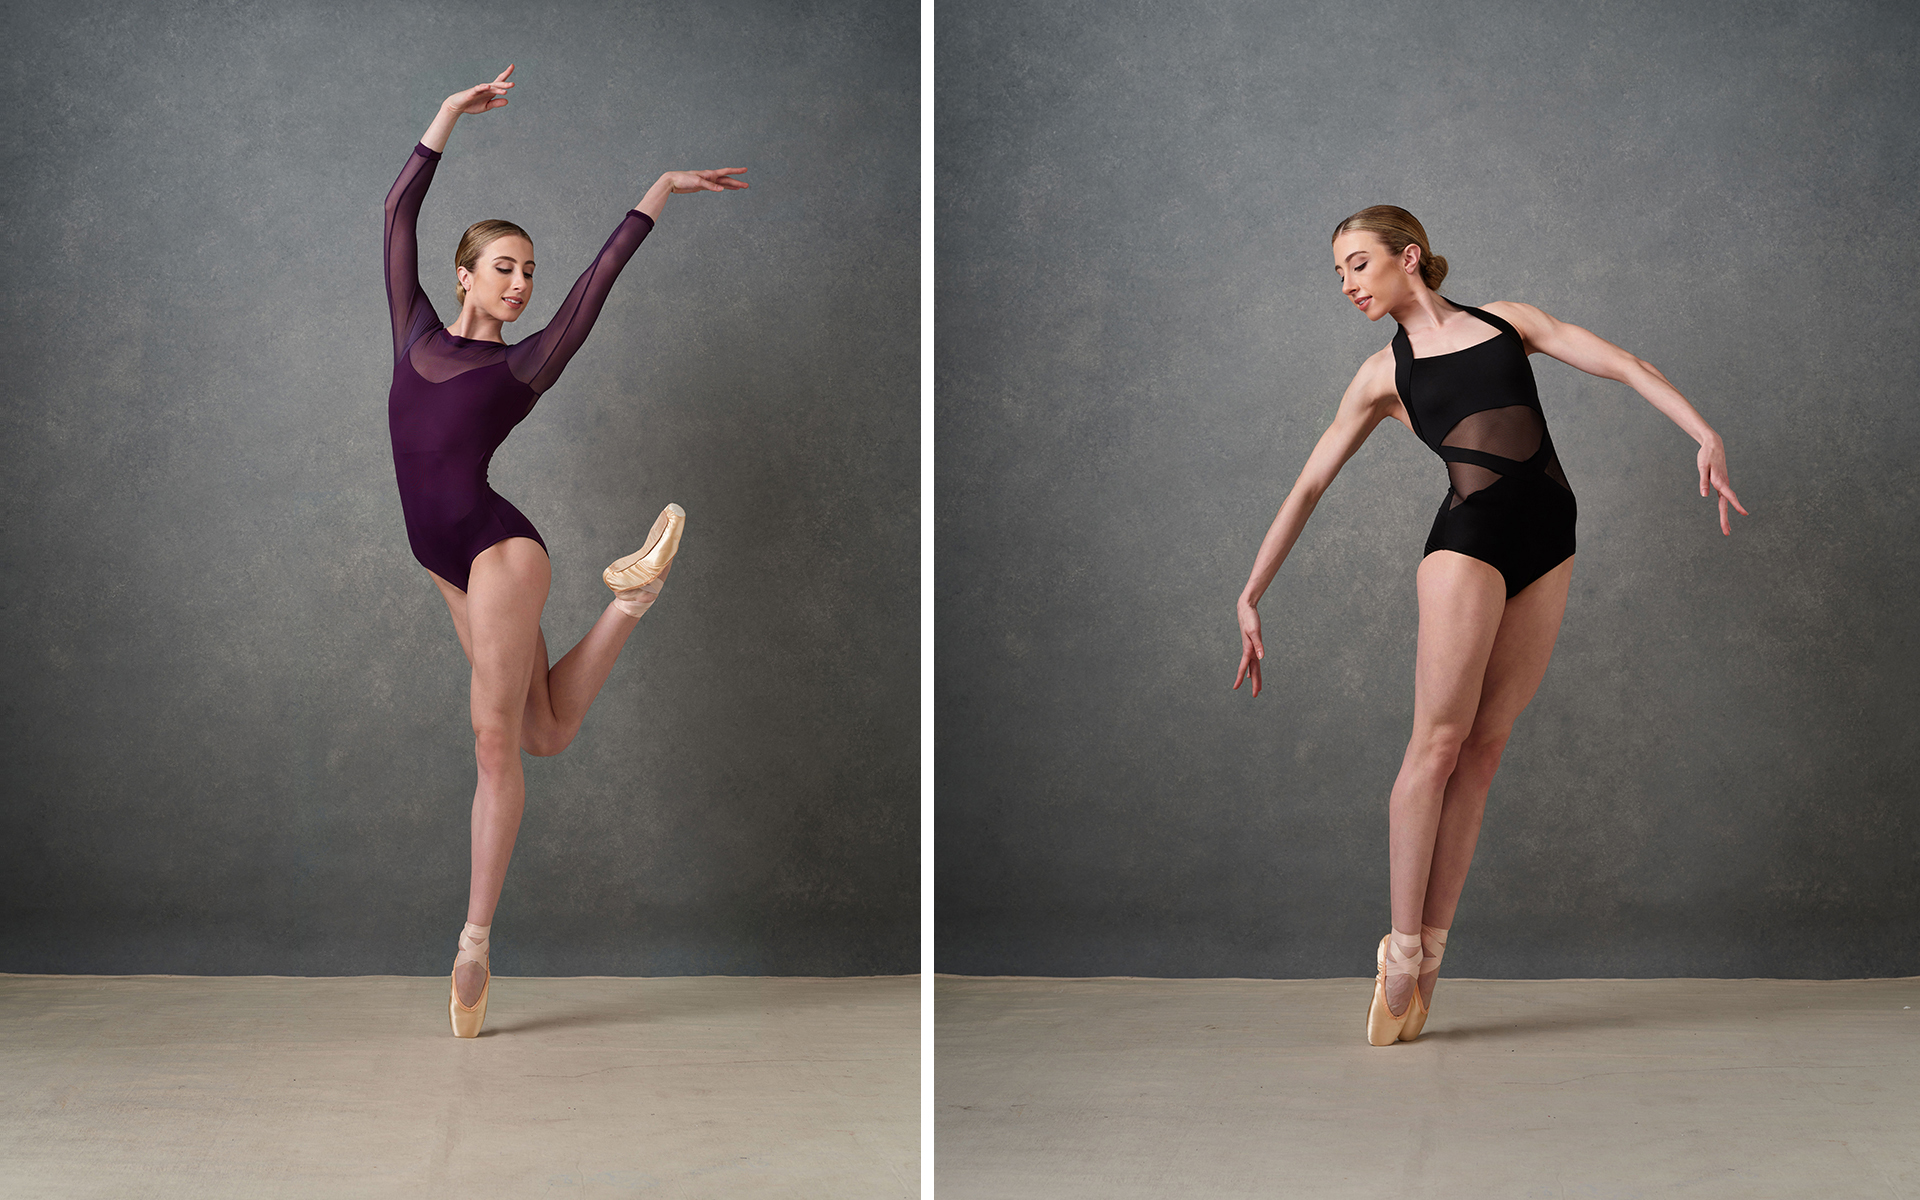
[384,65,745,1035]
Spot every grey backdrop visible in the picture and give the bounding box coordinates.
[2,0,917,976]
[937,0,1920,978]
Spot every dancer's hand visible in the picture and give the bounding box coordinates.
[444,65,515,116]
[635,169,748,222]
[663,169,749,194]
[1234,601,1264,697]
[1696,434,1747,536]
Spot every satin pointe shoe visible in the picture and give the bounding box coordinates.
[1399,982,1428,1041]
[1398,924,1449,1042]
[604,503,686,594]
[1368,930,1424,1046]
[450,923,491,1039]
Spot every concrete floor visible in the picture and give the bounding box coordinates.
[938,976,1919,1200]
[1,974,918,1199]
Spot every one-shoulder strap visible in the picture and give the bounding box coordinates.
[1449,298,1519,342]
[1389,323,1424,442]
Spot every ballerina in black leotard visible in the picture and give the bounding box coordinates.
[1231,206,1746,1046]
[384,66,745,1036]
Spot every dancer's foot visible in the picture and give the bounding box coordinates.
[1367,929,1423,1046]
[1417,923,1448,1008]
[604,503,686,594]
[611,559,671,619]
[455,961,487,1007]
[450,922,491,1037]
[1398,923,1448,1042]
[1385,968,1415,1016]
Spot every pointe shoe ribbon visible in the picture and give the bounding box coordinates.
[1398,924,1449,1042]
[450,922,491,1039]
[1367,930,1424,1047]
[604,503,686,593]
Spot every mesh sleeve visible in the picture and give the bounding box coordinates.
[384,143,445,364]
[507,209,655,394]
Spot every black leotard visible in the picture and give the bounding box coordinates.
[1391,301,1576,597]
[383,142,654,591]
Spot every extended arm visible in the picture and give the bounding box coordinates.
[383,144,443,364]
[383,68,517,364]
[1494,301,1748,535]
[509,168,747,394]
[1234,351,1400,696]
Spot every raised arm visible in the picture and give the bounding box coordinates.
[384,67,517,364]
[383,144,445,364]
[507,168,746,394]
[1235,349,1401,696]
[505,209,655,394]
[1489,300,1747,535]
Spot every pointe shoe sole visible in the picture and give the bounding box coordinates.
[450,969,490,1038]
[1366,935,1413,1046]
[604,504,686,592]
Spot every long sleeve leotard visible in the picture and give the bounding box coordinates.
[383,141,654,591]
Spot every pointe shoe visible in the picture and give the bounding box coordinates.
[604,503,686,594]
[1368,930,1423,1047]
[450,923,491,1039]
[1398,984,1428,1041]
[1398,924,1448,1042]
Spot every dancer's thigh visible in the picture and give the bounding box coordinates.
[1471,556,1574,737]
[1412,551,1510,737]
[429,570,475,666]
[463,538,552,729]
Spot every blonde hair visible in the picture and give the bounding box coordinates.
[453,219,532,307]
[1331,206,1448,292]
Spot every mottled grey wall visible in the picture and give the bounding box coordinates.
[938,0,1919,977]
[2,0,917,975]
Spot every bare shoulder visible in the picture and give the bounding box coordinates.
[1481,300,1558,353]
[1346,342,1408,426]
[1367,339,1397,385]
[1351,342,1398,397]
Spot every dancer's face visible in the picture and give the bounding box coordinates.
[1332,231,1421,321]
[459,234,535,323]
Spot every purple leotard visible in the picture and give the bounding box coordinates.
[383,142,654,591]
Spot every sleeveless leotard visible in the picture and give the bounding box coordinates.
[383,142,654,591]
[1391,300,1576,597]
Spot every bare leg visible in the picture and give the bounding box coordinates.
[444,538,548,1006]
[430,562,670,758]
[1414,555,1573,1005]
[1383,551,1507,1015]
[428,545,670,1006]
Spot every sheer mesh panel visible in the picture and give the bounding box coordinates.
[1544,455,1570,492]
[384,145,445,365]
[1445,463,1501,507]
[505,211,654,394]
[1440,405,1544,461]
[408,335,505,384]
[1439,405,1566,504]
[384,141,655,395]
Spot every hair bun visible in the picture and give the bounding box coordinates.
[1332,206,1450,293]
